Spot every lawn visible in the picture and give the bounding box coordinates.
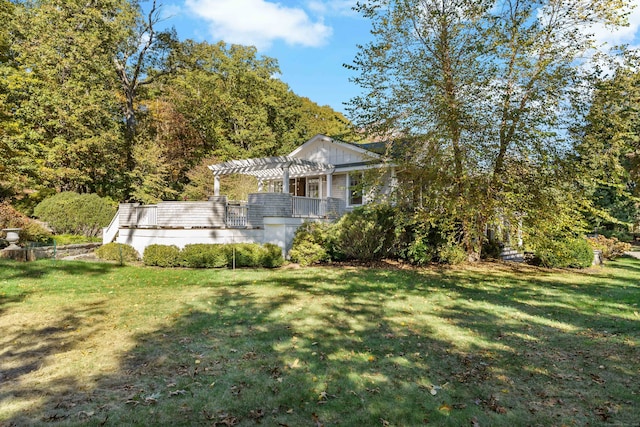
[0,258,638,426]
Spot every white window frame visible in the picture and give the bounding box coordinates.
[347,172,363,207]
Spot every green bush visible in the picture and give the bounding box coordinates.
[333,204,397,261]
[289,240,328,266]
[33,192,116,237]
[95,243,140,263]
[404,236,435,265]
[181,243,283,268]
[181,244,230,268]
[143,245,181,267]
[288,221,334,265]
[0,201,52,244]
[534,237,594,268]
[437,243,467,265]
[53,234,102,245]
[587,235,631,260]
[261,243,284,268]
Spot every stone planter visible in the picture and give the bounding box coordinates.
[2,228,21,250]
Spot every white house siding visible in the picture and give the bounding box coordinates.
[332,173,347,204]
[292,137,375,166]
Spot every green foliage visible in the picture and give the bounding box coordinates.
[181,244,230,268]
[533,238,594,268]
[288,221,334,266]
[179,243,283,268]
[289,240,329,267]
[33,192,116,237]
[403,236,436,265]
[260,243,284,268]
[143,244,182,267]
[333,205,397,261]
[437,243,468,265]
[52,234,102,245]
[0,201,52,243]
[95,242,140,263]
[587,235,631,260]
[481,240,503,260]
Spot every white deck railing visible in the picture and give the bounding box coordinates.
[226,205,248,227]
[292,196,326,218]
[102,209,120,244]
[136,206,158,227]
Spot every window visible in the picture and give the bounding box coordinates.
[348,172,363,206]
[308,178,320,198]
[273,181,283,193]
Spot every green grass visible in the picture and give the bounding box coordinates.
[0,259,638,426]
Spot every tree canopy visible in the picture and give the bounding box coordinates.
[348,0,635,257]
[0,0,353,205]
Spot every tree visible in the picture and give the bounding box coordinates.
[7,0,132,198]
[575,51,640,233]
[113,0,179,173]
[349,0,632,258]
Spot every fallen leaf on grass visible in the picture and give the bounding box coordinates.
[470,416,480,427]
[249,409,265,422]
[438,403,452,414]
[312,412,324,427]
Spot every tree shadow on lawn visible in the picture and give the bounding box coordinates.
[0,259,121,281]
[2,264,639,426]
[0,300,109,424]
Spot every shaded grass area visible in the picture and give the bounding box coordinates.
[0,258,639,426]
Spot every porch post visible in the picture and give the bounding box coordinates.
[282,166,290,194]
[214,175,220,196]
[326,173,332,198]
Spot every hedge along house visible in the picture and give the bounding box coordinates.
[103,134,396,257]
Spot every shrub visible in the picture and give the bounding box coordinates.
[289,221,333,265]
[95,243,140,263]
[404,237,436,265]
[261,243,284,268]
[587,235,631,260]
[534,237,594,268]
[0,201,52,243]
[231,243,263,267]
[53,234,102,245]
[181,243,283,268]
[181,244,230,268]
[437,243,467,265]
[143,245,181,267]
[333,204,397,261]
[33,192,116,237]
[289,240,328,266]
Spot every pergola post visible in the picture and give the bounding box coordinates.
[326,173,332,198]
[214,175,220,196]
[258,179,264,192]
[282,166,290,194]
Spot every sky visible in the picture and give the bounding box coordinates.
[150,0,640,116]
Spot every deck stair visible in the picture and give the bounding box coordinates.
[500,245,524,263]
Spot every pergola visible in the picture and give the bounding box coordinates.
[208,156,336,196]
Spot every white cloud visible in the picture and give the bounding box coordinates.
[587,4,640,49]
[306,0,358,16]
[185,0,333,50]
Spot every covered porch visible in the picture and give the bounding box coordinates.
[209,155,340,202]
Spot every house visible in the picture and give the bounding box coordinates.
[103,134,395,257]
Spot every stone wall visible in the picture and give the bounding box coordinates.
[0,243,101,261]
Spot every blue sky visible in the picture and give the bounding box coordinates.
[150,0,640,116]
[151,0,371,114]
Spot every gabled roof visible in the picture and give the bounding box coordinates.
[208,134,388,180]
[288,134,382,160]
